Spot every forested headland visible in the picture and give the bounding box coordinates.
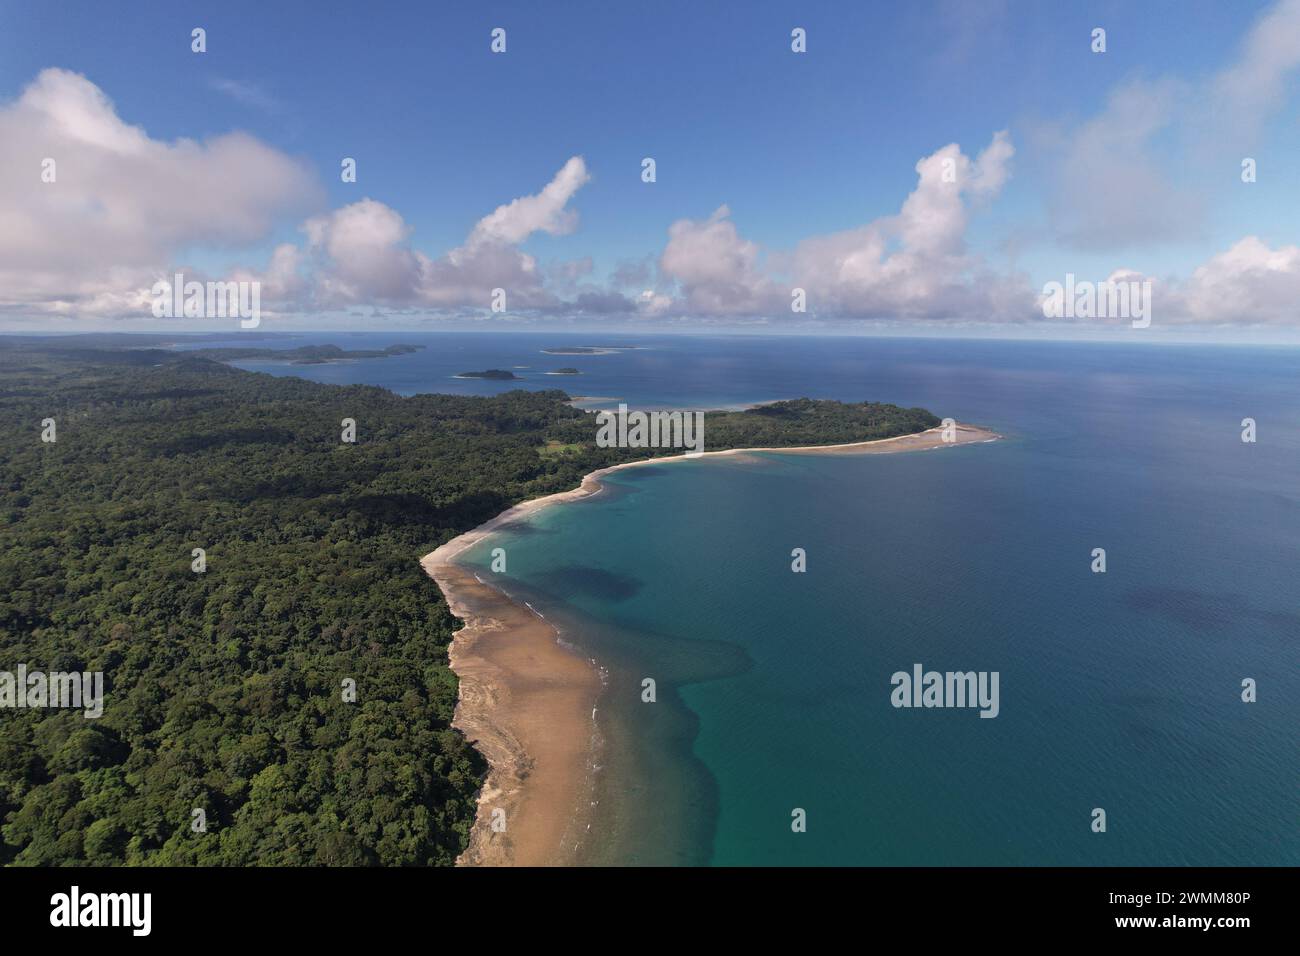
[0,342,936,866]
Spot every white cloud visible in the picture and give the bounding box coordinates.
[11,43,1300,333]
[1032,236,1300,327]
[466,156,590,248]
[301,199,423,304]
[658,205,780,314]
[0,68,321,316]
[792,131,1030,319]
[652,132,1031,321]
[1176,236,1300,324]
[284,157,592,311]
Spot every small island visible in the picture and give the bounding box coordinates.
[540,345,638,355]
[456,369,519,380]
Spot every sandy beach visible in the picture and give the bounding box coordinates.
[419,421,1001,866]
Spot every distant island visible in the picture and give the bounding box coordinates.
[547,368,581,375]
[541,346,638,355]
[456,369,519,380]
[192,344,423,365]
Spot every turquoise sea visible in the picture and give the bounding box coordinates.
[229,333,1299,865]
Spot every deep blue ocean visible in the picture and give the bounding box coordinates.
[213,332,1299,865]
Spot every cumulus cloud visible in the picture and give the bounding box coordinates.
[466,156,590,248]
[0,70,591,322]
[791,131,1031,319]
[1166,237,1300,325]
[0,68,321,315]
[652,132,1031,321]
[283,157,592,311]
[301,199,423,304]
[658,205,781,314]
[12,45,1300,332]
[1032,236,1300,327]
[1182,238,1300,322]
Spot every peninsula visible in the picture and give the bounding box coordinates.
[421,408,1000,866]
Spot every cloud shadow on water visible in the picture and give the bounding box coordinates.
[1124,587,1300,637]
[532,564,644,601]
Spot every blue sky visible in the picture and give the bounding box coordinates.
[2,0,1300,337]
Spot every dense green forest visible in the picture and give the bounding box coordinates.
[190,344,423,365]
[0,343,936,866]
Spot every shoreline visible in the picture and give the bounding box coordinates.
[419,421,1001,866]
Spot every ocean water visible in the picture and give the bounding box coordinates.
[223,333,1300,865]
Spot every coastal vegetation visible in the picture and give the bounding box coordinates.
[0,342,937,866]
[191,344,423,365]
